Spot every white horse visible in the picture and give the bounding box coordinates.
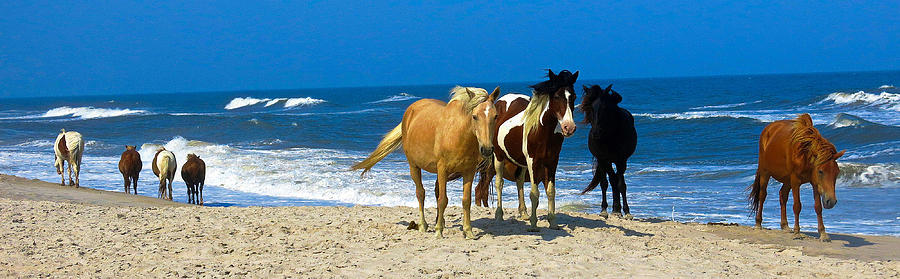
[53,129,85,187]
[152,147,177,200]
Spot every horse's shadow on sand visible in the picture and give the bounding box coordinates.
[468,213,653,241]
[802,232,875,248]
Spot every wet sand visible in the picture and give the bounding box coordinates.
[0,174,897,278]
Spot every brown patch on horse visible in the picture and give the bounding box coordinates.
[57,134,69,158]
[181,153,207,205]
[152,148,164,177]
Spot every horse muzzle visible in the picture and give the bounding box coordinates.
[480,147,494,158]
[560,123,576,138]
[823,197,837,209]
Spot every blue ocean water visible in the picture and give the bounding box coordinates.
[1,71,898,236]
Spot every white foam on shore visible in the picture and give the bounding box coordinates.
[634,110,796,122]
[689,100,762,110]
[41,106,147,119]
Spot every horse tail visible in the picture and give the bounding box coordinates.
[747,172,761,213]
[474,160,494,207]
[351,123,403,176]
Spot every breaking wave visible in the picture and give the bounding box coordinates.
[368,93,419,104]
[224,97,325,110]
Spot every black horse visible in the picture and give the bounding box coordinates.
[580,85,637,219]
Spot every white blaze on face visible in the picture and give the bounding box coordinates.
[558,90,575,132]
[483,103,491,118]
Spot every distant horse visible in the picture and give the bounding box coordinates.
[579,85,637,219]
[748,113,844,242]
[53,129,85,187]
[118,145,142,194]
[353,86,500,239]
[181,153,206,205]
[152,147,177,200]
[478,69,578,231]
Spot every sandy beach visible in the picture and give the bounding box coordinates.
[0,174,897,278]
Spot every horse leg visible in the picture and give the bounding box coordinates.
[167,177,174,201]
[607,165,621,217]
[779,183,790,231]
[73,160,80,187]
[435,165,448,238]
[493,157,505,221]
[188,183,195,204]
[526,161,541,232]
[790,176,802,237]
[410,165,427,232]
[515,167,528,220]
[754,173,770,228]
[199,181,204,205]
[544,168,559,230]
[812,186,830,242]
[616,161,632,220]
[66,160,73,186]
[158,178,166,199]
[124,176,130,194]
[462,172,475,239]
[585,162,608,217]
[133,173,139,194]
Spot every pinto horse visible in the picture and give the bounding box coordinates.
[580,85,637,219]
[748,113,844,242]
[353,86,500,239]
[54,129,85,187]
[118,145,142,194]
[478,69,578,231]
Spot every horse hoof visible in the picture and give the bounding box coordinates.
[599,211,609,219]
[418,223,428,233]
[819,233,831,242]
[434,230,443,238]
[624,214,633,220]
[611,212,623,218]
[518,214,530,221]
[494,210,504,222]
[464,230,475,239]
[792,233,804,240]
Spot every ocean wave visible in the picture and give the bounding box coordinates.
[37,106,148,119]
[819,91,900,111]
[278,108,387,117]
[689,100,762,110]
[368,93,420,104]
[880,85,895,89]
[135,136,438,207]
[634,110,793,122]
[264,98,287,107]
[284,97,326,108]
[224,97,271,110]
[14,140,54,148]
[838,162,900,187]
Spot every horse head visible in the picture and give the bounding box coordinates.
[469,86,501,157]
[125,145,136,151]
[581,84,622,131]
[533,69,579,137]
[814,150,845,209]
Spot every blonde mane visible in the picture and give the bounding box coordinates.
[790,114,837,166]
[448,86,489,113]
[523,93,550,135]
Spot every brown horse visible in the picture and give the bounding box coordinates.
[748,113,844,242]
[479,69,578,231]
[118,145,142,194]
[353,86,500,239]
[181,153,206,205]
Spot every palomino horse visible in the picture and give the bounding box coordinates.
[480,69,578,231]
[53,129,85,187]
[580,85,637,219]
[748,113,844,242]
[181,153,206,205]
[152,147,177,200]
[353,86,500,239]
[118,145,142,194]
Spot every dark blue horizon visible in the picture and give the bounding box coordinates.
[2,1,899,98]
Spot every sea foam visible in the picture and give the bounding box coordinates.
[42,106,147,119]
[224,97,325,110]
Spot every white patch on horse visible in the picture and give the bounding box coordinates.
[483,103,491,118]
[538,97,550,126]
[498,110,526,167]
[499,94,529,111]
[557,90,575,133]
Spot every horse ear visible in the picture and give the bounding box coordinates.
[489,86,501,102]
[465,88,474,99]
[833,150,845,160]
[604,84,613,95]
[571,71,579,83]
[548,69,556,80]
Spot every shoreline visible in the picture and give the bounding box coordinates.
[1,173,897,277]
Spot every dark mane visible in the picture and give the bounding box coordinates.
[530,69,577,95]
